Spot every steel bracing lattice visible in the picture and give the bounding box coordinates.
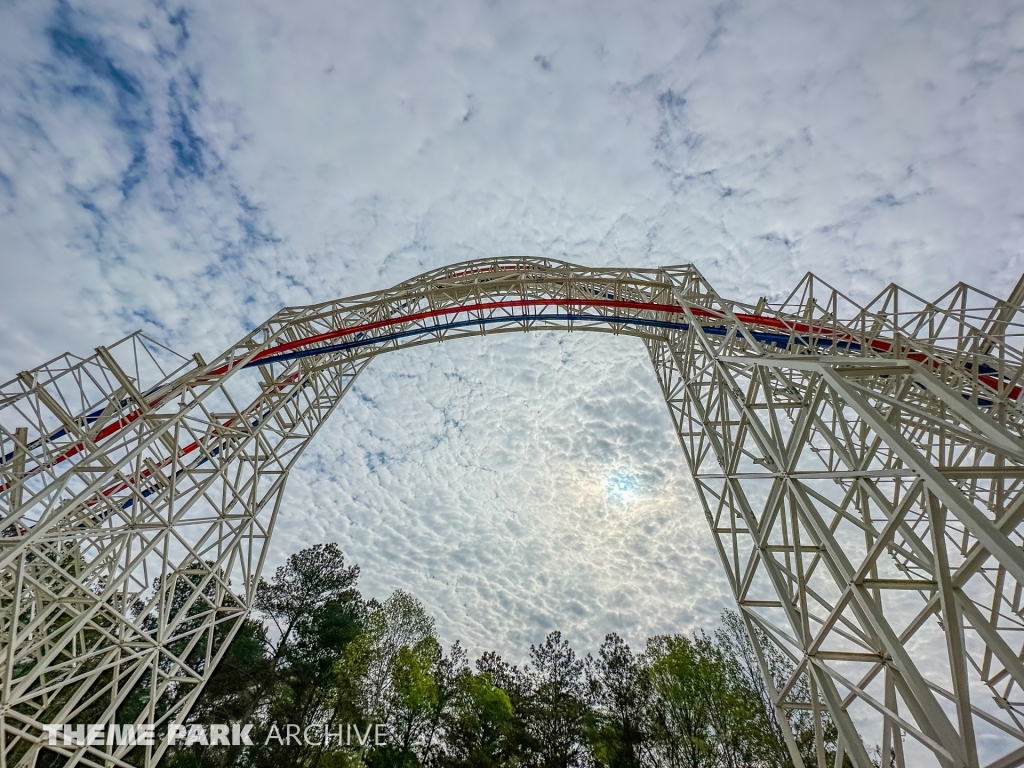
[1,259,1023,768]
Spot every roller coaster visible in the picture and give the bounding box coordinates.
[2,258,1023,767]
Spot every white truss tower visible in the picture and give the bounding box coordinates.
[1,259,1022,768]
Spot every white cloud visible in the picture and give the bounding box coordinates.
[280,331,728,661]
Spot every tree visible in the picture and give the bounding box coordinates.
[642,624,792,768]
[436,667,516,768]
[644,634,716,768]
[251,543,365,768]
[521,631,592,768]
[693,632,777,768]
[587,633,649,768]
[164,543,366,768]
[714,611,793,767]
[340,590,434,722]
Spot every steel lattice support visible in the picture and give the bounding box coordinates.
[1,258,1022,768]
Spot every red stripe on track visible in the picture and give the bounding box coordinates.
[229,299,1020,399]
[11,300,1019,491]
[205,298,697,376]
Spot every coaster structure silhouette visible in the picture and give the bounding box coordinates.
[1,259,1023,768]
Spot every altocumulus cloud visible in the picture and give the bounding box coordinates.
[1,0,1023,668]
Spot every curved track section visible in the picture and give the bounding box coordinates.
[2,258,1024,768]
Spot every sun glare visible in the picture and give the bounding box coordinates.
[605,470,640,505]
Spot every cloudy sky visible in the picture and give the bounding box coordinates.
[1,0,1023,662]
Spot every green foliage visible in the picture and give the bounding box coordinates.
[163,544,831,768]
[520,631,592,767]
[587,633,647,768]
[437,670,516,767]
[164,544,367,768]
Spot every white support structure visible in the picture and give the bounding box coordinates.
[1,259,1022,767]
